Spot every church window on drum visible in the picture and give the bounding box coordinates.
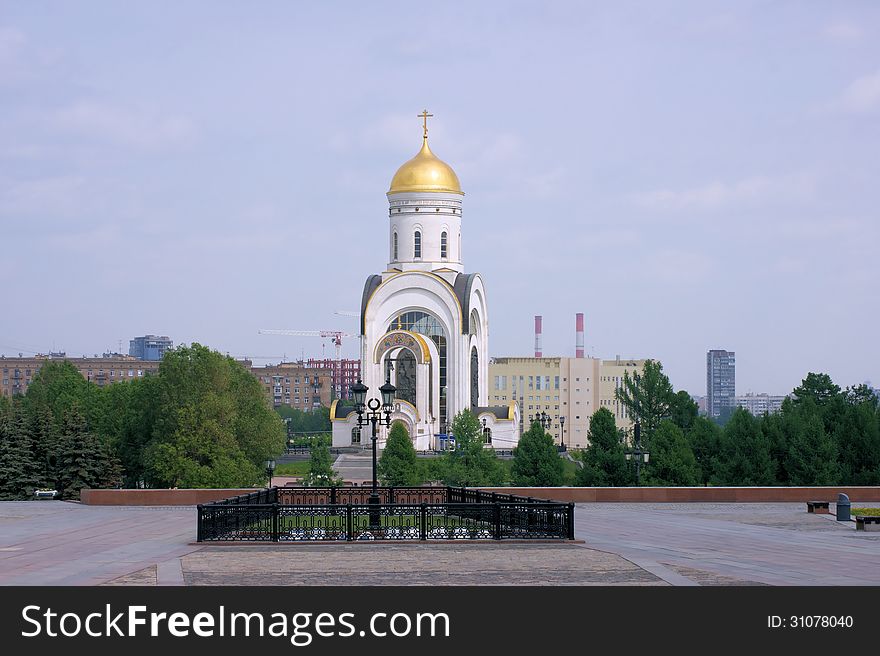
[414,231,422,258]
[393,232,398,260]
[441,231,447,259]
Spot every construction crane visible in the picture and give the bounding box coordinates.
[257,329,354,361]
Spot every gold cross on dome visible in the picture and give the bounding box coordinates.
[418,109,433,139]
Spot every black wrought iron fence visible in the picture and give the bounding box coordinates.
[197,486,574,542]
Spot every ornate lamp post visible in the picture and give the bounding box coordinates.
[624,421,649,486]
[265,459,276,489]
[530,411,551,430]
[350,377,396,527]
[559,415,566,452]
[481,417,491,444]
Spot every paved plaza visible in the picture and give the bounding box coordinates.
[0,501,878,586]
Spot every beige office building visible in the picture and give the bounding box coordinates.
[1,354,333,413]
[0,353,160,397]
[489,356,647,448]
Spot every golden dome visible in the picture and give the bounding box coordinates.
[388,137,463,195]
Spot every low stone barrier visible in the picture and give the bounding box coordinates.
[80,489,257,506]
[477,487,880,504]
[81,486,880,506]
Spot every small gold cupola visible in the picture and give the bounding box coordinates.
[388,110,463,195]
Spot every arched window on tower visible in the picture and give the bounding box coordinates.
[393,232,398,260]
[441,231,447,259]
[414,230,422,259]
[351,426,361,445]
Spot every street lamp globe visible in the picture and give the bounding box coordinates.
[379,379,397,412]
[350,379,368,408]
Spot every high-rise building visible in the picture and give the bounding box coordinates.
[129,335,173,361]
[706,349,736,418]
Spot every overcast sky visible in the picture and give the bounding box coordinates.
[2,1,878,396]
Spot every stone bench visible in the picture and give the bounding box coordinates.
[806,501,830,514]
[855,516,880,531]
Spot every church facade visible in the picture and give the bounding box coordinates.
[331,114,520,451]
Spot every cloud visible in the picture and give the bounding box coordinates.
[48,101,197,150]
[0,175,87,218]
[642,249,713,284]
[823,21,863,43]
[633,173,815,212]
[831,70,880,114]
[0,26,28,83]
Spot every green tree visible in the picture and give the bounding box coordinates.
[511,421,564,486]
[783,402,840,486]
[24,361,99,426]
[0,399,44,499]
[668,390,699,433]
[644,420,699,486]
[304,440,343,486]
[711,407,775,486]
[844,383,878,408]
[761,409,789,484]
[275,405,331,433]
[110,374,162,487]
[615,360,674,443]
[834,394,880,484]
[685,416,721,486]
[442,410,503,486]
[379,422,422,486]
[145,344,285,488]
[58,406,122,500]
[791,372,845,434]
[577,408,629,486]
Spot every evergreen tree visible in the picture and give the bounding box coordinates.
[29,405,58,491]
[761,409,789,484]
[379,422,422,486]
[783,403,840,486]
[442,410,503,486]
[577,408,629,486]
[0,400,43,499]
[834,398,880,484]
[615,360,675,443]
[685,416,721,486]
[304,440,343,486]
[644,420,699,486]
[58,406,122,500]
[511,421,564,487]
[791,372,845,434]
[711,407,775,486]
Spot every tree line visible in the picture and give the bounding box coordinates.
[370,364,880,489]
[577,363,880,487]
[0,344,286,498]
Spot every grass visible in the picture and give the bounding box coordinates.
[852,507,880,516]
[274,461,311,476]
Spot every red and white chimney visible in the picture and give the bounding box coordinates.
[534,315,543,358]
[576,313,585,358]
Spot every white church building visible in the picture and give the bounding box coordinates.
[331,113,520,451]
